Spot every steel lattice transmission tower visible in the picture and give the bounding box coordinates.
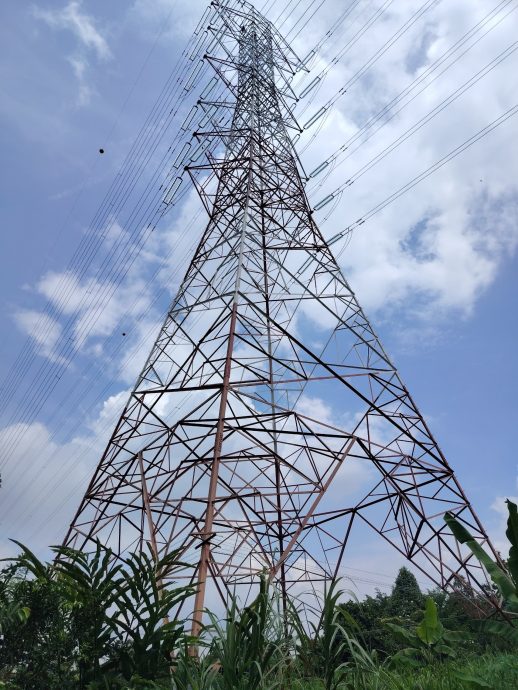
[64,1,499,632]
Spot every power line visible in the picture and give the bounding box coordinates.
[305,0,518,184]
[311,41,518,207]
[298,0,440,125]
[0,0,361,453]
[0,0,259,417]
[0,5,246,460]
[327,103,518,260]
[1,0,320,437]
[0,10,215,416]
[295,0,395,117]
[2,3,516,592]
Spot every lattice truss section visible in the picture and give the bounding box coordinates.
[65,1,498,619]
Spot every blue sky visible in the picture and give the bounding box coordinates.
[0,0,517,594]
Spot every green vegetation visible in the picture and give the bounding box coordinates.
[1,502,517,688]
[386,597,467,667]
[445,499,518,645]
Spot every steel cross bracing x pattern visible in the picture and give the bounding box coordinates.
[64,1,501,631]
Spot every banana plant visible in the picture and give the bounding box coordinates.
[387,597,494,688]
[445,500,518,611]
[386,597,467,667]
[445,499,518,641]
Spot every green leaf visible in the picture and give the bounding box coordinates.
[434,643,455,657]
[483,619,518,643]
[445,512,516,601]
[389,648,421,669]
[385,622,420,646]
[19,606,30,623]
[416,597,443,646]
[506,500,518,587]
[443,628,471,642]
[6,540,50,580]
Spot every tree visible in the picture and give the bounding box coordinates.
[387,567,424,621]
[338,568,425,658]
[339,591,396,656]
[0,559,75,689]
[0,542,193,688]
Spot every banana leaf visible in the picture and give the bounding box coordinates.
[385,622,419,647]
[416,598,443,645]
[444,512,516,602]
[505,500,518,587]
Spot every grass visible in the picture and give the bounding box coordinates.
[389,653,518,690]
[288,652,518,689]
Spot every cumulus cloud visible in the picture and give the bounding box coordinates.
[0,421,94,558]
[12,181,206,369]
[33,0,112,105]
[14,268,154,359]
[0,388,129,560]
[289,0,518,331]
[129,0,201,41]
[107,0,518,344]
[13,309,62,359]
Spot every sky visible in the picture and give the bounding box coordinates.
[0,0,517,597]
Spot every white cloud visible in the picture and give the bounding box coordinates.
[116,315,162,384]
[86,388,129,435]
[15,184,206,368]
[337,539,427,598]
[0,421,95,559]
[35,268,154,350]
[0,386,131,560]
[296,394,334,425]
[33,0,112,105]
[291,0,518,329]
[67,55,93,106]
[13,309,62,360]
[129,0,204,41]
[33,0,111,59]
